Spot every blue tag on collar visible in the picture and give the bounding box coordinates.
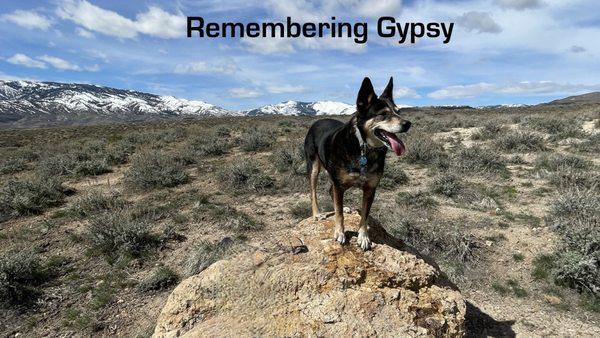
[359,155,368,167]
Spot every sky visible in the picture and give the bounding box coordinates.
[0,0,599,110]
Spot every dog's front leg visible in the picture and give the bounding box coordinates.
[332,184,346,244]
[357,186,376,250]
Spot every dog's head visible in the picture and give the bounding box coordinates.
[355,77,411,155]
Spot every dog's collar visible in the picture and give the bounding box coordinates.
[354,125,368,173]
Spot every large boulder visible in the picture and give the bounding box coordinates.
[153,212,466,337]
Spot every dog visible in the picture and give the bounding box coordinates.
[303,77,411,250]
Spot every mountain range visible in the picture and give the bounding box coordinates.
[0,80,598,128]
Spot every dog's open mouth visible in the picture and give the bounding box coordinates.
[374,129,406,156]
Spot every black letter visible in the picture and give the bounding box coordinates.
[354,22,367,44]
[441,23,454,44]
[426,23,440,38]
[287,17,301,38]
[247,22,260,37]
[187,17,204,37]
[377,16,395,38]
[411,23,424,43]
[303,23,316,37]
[206,23,220,37]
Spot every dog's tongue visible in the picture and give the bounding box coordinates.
[381,131,406,156]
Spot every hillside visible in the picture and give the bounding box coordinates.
[545,91,600,105]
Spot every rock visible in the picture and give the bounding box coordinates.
[152,212,466,337]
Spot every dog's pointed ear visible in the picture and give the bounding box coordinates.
[380,76,393,100]
[356,77,376,111]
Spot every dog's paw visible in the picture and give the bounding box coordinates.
[357,231,371,251]
[334,229,346,244]
[343,206,351,214]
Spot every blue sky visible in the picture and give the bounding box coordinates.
[1,0,599,110]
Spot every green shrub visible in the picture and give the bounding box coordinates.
[0,176,66,220]
[239,128,274,152]
[402,135,446,165]
[138,266,179,292]
[87,210,158,260]
[494,130,546,152]
[189,134,230,156]
[524,116,578,135]
[124,151,189,190]
[272,146,304,174]
[380,165,409,189]
[453,146,508,176]
[534,153,591,172]
[0,251,50,305]
[471,121,507,141]
[429,173,463,197]
[544,188,599,296]
[69,190,126,218]
[395,191,438,209]
[0,157,27,175]
[217,161,274,193]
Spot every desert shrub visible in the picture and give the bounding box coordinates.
[124,151,189,190]
[87,210,158,260]
[494,130,546,152]
[386,217,477,264]
[547,169,600,190]
[395,191,438,209]
[239,128,274,152]
[534,153,592,172]
[575,133,600,154]
[189,133,230,156]
[0,157,27,175]
[429,173,463,197]
[452,146,508,176]
[402,135,446,165]
[0,251,50,305]
[215,126,231,137]
[523,116,577,134]
[0,176,66,220]
[471,121,507,141]
[217,161,274,193]
[36,154,76,177]
[272,146,304,174]
[69,190,126,218]
[72,159,111,177]
[545,188,599,296]
[138,266,179,292]
[380,165,409,189]
[184,238,238,276]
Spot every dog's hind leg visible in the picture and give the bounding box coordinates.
[332,184,346,244]
[310,159,321,219]
[357,186,376,250]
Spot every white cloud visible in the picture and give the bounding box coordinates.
[428,81,600,99]
[0,10,52,30]
[135,6,185,39]
[494,0,544,10]
[76,27,94,38]
[266,85,307,94]
[174,61,237,75]
[6,53,47,69]
[85,64,100,72]
[394,87,421,99]
[38,55,80,71]
[56,0,184,39]
[457,11,502,34]
[228,88,263,98]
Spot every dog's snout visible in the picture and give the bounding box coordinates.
[400,120,411,132]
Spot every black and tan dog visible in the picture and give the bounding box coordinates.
[304,77,411,250]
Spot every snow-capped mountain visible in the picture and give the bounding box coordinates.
[0,80,233,127]
[244,100,355,116]
[0,80,362,128]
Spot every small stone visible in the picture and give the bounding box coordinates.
[544,295,562,305]
[485,240,493,247]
